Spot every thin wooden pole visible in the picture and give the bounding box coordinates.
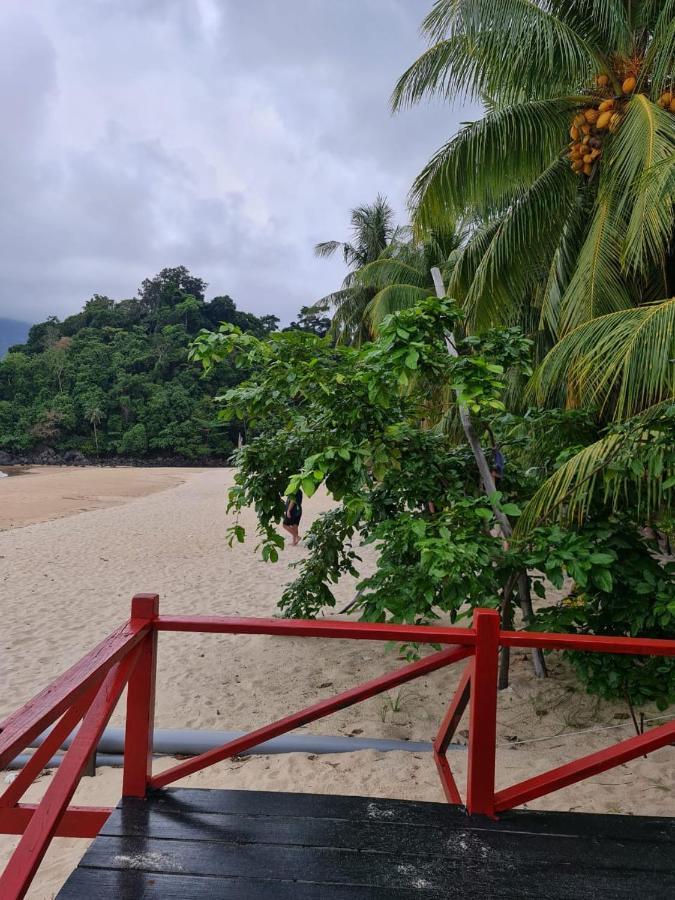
[431,268,546,679]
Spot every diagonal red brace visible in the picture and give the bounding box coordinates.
[495,717,675,812]
[151,644,472,789]
[434,661,472,755]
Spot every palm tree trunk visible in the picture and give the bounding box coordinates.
[431,268,546,681]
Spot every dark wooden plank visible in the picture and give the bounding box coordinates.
[74,834,675,898]
[75,834,476,892]
[143,787,465,826]
[99,803,675,873]
[56,868,425,899]
[140,788,675,845]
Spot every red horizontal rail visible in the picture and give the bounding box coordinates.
[499,630,675,656]
[155,615,478,644]
[0,805,111,839]
[150,644,473,789]
[494,716,675,813]
[155,615,675,656]
[0,617,150,770]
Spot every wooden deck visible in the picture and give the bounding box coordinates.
[56,787,675,898]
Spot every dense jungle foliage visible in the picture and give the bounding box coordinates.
[0,267,282,460]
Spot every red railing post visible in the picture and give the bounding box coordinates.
[466,608,500,817]
[122,593,159,798]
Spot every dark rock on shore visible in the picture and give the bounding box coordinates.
[0,448,231,468]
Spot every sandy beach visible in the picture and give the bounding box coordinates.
[1,467,673,898]
[0,465,189,530]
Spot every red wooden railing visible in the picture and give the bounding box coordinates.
[1,594,674,899]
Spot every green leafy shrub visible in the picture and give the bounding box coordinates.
[533,523,675,708]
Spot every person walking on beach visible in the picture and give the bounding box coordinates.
[282,489,303,545]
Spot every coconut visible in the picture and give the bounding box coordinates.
[583,162,593,176]
[596,111,613,129]
[581,123,592,135]
[570,125,580,141]
[596,74,610,88]
[572,160,584,172]
[582,134,591,144]
[573,114,586,128]
[583,153,594,164]
[590,148,601,160]
[622,76,637,94]
[584,108,599,124]
[598,99,615,112]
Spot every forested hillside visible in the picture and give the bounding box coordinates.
[0,267,281,462]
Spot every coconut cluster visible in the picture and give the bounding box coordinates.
[568,72,675,179]
[567,74,633,178]
[657,90,675,112]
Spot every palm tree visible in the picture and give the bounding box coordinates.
[393,1,675,338]
[354,224,466,332]
[85,404,103,455]
[314,195,396,344]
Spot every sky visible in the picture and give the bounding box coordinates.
[0,0,473,326]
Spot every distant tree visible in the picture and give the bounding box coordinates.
[119,422,148,455]
[314,195,397,344]
[84,402,104,455]
[285,306,331,337]
[25,316,61,354]
[138,266,207,315]
[355,224,465,332]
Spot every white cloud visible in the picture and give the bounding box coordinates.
[0,0,475,325]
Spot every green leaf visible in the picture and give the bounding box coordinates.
[501,503,521,516]
[592,570,613,593]
[302,477,317,498]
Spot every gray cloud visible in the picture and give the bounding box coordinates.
[0,0,474,325]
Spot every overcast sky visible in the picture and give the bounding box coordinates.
[0,0,473,326]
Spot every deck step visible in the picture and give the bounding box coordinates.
[57,788,675,898]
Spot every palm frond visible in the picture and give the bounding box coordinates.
[314,241,343,259]
[516,402,675,533]
[644,0,675,95]
[537,190,594,335]
[398,0,605,105]
[548,0,630,56]
[461,159,578,331]
[356,258,428,291]
[532,298,675,419]
[366,285,432,331]
[411,98,577,228]
[603,94,675,276]
[558,191,633,334]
